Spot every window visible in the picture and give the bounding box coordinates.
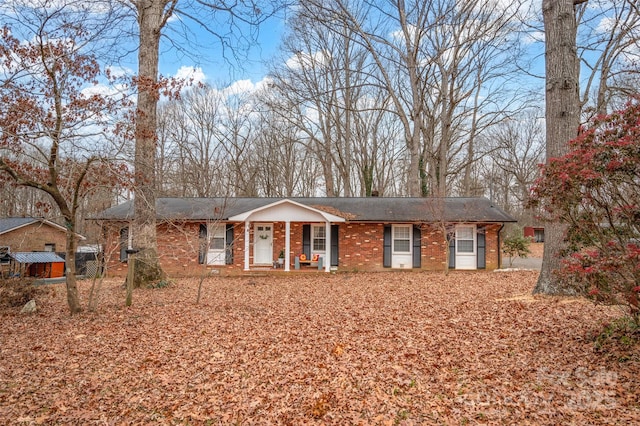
[534,229,545,243]
[208,226,225,250]
[44,243,56,252]
[393,225,411,253]
[456,226,475,254]
[0,246,9,264]
[312,225,326,252]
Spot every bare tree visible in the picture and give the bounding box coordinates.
[576,0,640,116]
[266,4,407,197]
[534,0,584,295]
[121,0,287,287]
[486,111,545,218]
[0,4,132,313]
[251,87,325,196]
[294,0,527,197]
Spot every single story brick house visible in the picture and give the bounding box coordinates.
[94,197,516,276]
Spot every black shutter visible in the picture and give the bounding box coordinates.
[448,236,455,269]
[477,227,486,269]
[383,225,392,268]
[119,227,129,262]
[198,224,207,264]
[302,225,311,258]
[331,225,339,266]
[412,225,421,268]
[225,224,234,265]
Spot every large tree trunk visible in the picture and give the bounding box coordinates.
[534,0,581,295]
[132,0,168,287]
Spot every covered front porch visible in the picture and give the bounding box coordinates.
[228,199,345,273]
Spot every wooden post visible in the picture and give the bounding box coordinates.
[125,249,139,306]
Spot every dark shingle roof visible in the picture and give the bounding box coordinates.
[0,217,85,240]
[0,218,40,235]
[93,197,516,223]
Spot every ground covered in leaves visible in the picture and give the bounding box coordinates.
[1,271,638,425]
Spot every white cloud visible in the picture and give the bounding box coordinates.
[174,66,207,85]
[223,79,256,96]
[285,50,330,70]
[106,65,133,79]
[254,76,274,92]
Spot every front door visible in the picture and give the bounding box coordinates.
[254,223,273,265]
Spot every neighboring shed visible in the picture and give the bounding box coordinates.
[9,252,66,278]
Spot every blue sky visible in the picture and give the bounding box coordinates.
[155,11,286,87]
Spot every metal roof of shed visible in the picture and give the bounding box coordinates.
[10,252,65,264]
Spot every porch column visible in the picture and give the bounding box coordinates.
[284,221,291,272]
[325,220,331,272]
[243,221,250,271]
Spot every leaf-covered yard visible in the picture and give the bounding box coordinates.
[1,271,638,425]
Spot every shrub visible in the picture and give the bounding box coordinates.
[502,230,532,267]
[593,317,640,362]
[0,278,50,308]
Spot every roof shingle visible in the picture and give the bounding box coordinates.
[92,197,516,223]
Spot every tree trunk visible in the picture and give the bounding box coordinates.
[132,0,168,287]
[534,0,581,295]
[65,220,82,314]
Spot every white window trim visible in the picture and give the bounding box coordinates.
[455,225,476,255]
[392,224,412,254]
[312,224,327,254]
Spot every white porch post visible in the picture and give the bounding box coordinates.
[243,221,250,271]
[325,221,331,272]
[284,221,291,272]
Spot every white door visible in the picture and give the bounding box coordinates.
[207,224,226,265]
[254,223,273,265]
[455,225,477,270]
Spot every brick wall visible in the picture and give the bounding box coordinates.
[0,223,69,253]
[484,223,502,270]
[103,221,504,277]
[421,225,449,271]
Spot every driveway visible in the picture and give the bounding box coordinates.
[502,255,542,270]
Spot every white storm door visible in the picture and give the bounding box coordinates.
[391,224,412,269]
[254,223,273,265]
[207,224,226,265]
[455,225,477,270]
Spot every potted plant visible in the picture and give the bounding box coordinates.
[277,249,285,266]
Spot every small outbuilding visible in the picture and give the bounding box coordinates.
[9,252,66,278]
